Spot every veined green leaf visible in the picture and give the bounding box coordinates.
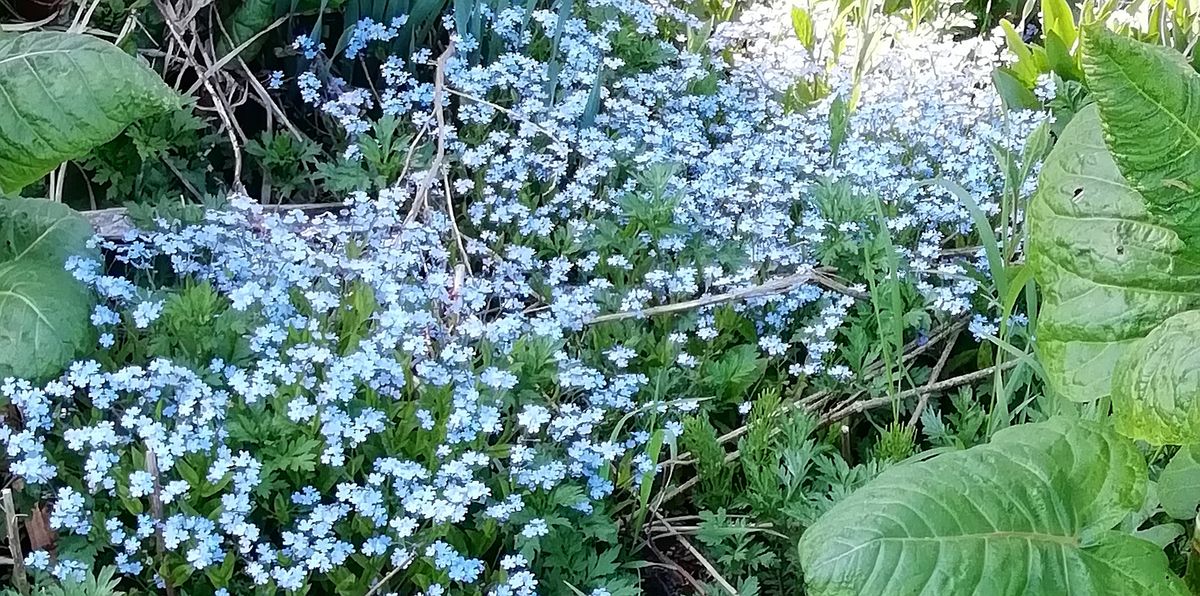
[791,7,815,51]
[1113,311,1200,445]
[1158,445,1200,519]
[1028,105,1200,402]
[1042,0,1078,50]
[0,198,97,379]
[0,32,177,193]
[1082,25,1200,253]
[797,418,1185,595]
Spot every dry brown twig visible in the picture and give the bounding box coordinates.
[821,360,1019,424]
[154,0,245,186]
[907,325,962,428]
[652,318,974,504]
[2,488,29,595]
[653,511,738,596]
[586,268,864,326]
[405,41,456,226]
[444,87,566,146]
[190,15,289,97]
[144,449,177,596]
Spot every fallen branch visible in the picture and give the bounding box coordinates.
[586,268,864,326]
[84,203,344,239]
[821,360,1019,424]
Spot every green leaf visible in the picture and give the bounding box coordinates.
[1113,311,1200,445]
[992,68,1040,110]
[791,7,815,51]
[999,19,1042,86]
[1134,523,1185,549]
[797,417,1186,595]
[1028,105,1200,403]
[0,32,177,193]
[1081,26,1200,253]
[828,95,849,164]
[0,198,97,379]
[217,0,275,59]
[1045,31,1084,81]
[1158,445,1200,519]
[1042,0,1078,50]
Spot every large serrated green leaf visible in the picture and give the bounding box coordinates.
[0,198,97,379]
[797,418,1185,595]
[1113,311,1200,444]
[1082,26,1200,252]
[0,32,177,193]
[1028,105,1200,402]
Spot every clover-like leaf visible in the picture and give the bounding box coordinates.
[0,198,97,379]
[0,32,177,193]
[1028,105,1200,402]
[797,418,1186,595]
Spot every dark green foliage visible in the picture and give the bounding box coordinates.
[682,413,734,510]
[145,281,255,367]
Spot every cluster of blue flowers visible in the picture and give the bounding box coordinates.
[5,184,678,592]
[1,0,1045,592]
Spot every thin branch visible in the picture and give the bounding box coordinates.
[405,42,456,225]
[654,513,737,596]
[444,87,565,145]
[908,326,962,428]
[364,553,415,596]
[665,319,967,469]
[821,360,1019,424]
[145,449,176,596]
[586,268,862,326]
[160,157,206,202]
[187,15,289,97]
[155,0,243,186]
[2,489,28,596]
[640,539,706,594]
[238,57,304,141]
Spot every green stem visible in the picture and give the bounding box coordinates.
[1185,517,1200,594]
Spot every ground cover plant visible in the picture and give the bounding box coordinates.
[0,0,1199,595]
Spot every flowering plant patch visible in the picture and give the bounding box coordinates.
[0,0,1060,593]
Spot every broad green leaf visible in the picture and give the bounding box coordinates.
[1042,0,1078,50]
[1158,445,1200,519]
[1134,523,1185,549]
[1113,311,1200,445]
[0,198,97,379]
[992,68,1040,111]
[797,418,1186,595]
[1082,26,1200,253]
[1028,105,1200,402]
[0,32,177,193]
[217,0,275,59]
[1045,31,1083,81]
